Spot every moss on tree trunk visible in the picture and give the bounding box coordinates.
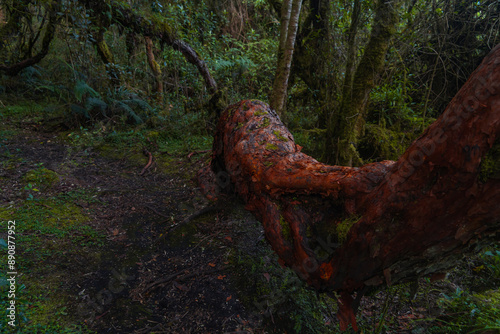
[145,36,163,102]
[95,29,121,87]
[325,0,400,166]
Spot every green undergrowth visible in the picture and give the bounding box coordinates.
[425,245,500,333]
[230,245,340,333]
[358,123,413,161]
[0,101,50,125]
[431,288,500,333]
[23,166,60,192]
[60,122,212,181]
[0,188,104,333]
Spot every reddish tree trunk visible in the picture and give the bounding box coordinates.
[198,44,500,331]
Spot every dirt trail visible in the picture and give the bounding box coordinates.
[0,127,266,333]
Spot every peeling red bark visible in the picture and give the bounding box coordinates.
[199,44,500,330]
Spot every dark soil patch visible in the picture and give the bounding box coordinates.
[0,127,267,333]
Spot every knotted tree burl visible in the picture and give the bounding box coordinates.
[198,44,500,331]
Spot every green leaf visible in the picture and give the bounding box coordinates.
[0,238,7,249]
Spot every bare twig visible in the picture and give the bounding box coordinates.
[152,205,221,246]
[139,149,153,175]
[144,268,219,293]
[95,310,110,321]
[187,150,210,160]
[178,205,219,226]
[143,205,169,219]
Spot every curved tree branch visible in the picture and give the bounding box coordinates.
[199,43,500,331]
[96,0,218,94]
[0,5,58,76]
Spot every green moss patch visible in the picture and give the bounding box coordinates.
[358,124,412,161]
[337,215,361,244]
[23,167,60,190]
[0,188,104,331]
[479,138,500,182]
[265,143,278,151]
[257,117,271,129]
[279,215,292,242]
[254,110,268,117]
[273,130,288,141]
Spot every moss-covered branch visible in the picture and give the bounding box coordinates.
[85,0,217,94]
[94,28,121,86]
[0,4,58,76]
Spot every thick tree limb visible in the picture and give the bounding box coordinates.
[96,0,218,94]
[199,44,500,330]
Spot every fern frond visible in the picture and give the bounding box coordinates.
[121,99,153,112]
[74,80,100,102]
[85,97,108,117]
[114,101,144,124]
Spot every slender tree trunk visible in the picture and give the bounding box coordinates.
[199,44,500,332]
[325,0,400,166]
[277,0,292,59]
[145,36,163,102]
[293,0,333,104]
[340,0,362,105]
[94,29,121,87]
[269,0,302,116]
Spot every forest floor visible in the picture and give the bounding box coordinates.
[1,102,499,334]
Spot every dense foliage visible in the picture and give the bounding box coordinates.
[1,0,498,161]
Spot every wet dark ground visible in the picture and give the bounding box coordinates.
[1,128,268,333]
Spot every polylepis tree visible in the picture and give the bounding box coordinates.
[199,43,500,331]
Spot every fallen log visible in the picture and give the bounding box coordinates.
[198,44,500,331]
